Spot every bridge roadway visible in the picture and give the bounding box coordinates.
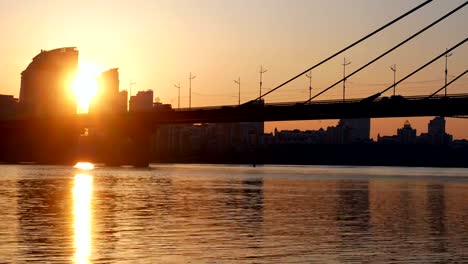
[82,93,468,127]
[0,94,468,129]
[1,94,467,129]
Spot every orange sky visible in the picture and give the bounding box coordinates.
[0,0,466,138]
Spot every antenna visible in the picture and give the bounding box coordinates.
[444,48,453,96]
[174,82,181,109]
[234,77,241,105]
[342,57,351,103]
[390,64,397,96]
[259,65,268,98]
[189,72,196,109]
[305,70,312,102]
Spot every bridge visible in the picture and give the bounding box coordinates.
[0,0,466,166]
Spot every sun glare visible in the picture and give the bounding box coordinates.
[73,63,102,113]
[74,162,95,170]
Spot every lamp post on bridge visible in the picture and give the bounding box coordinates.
[305,70,312,102]
[174,82,181,109]
[189,72,196,109]
[444,48,453,97]
[259,65,268,99]
[390,64,397,96]
[129,80,136,110]
[234,77,241,105]
[342,57,351,103]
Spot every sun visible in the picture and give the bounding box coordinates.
[73,62,102,113]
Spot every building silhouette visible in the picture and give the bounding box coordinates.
[397,121,417,144]
[0,95,18,119]
[89,68,127,114]
[427,116,452,145]
[339,118,371,142]
[19,47,78,117]
[130,90,153,112]
[429,116,445,135]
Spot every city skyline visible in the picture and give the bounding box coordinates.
[0,0,467,139]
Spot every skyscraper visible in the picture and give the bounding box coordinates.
[427,116,452,145]
[20,47,78,117]
[89,68,127,114]
[428,116,446,135]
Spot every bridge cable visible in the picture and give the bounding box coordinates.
[363,37,467,102]
[304,1,468,104]
[247,0,433,104]
[427,69,468,98]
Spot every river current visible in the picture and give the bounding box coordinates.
[0,164,467,263]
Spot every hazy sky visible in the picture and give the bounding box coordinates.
[0,0,467,138]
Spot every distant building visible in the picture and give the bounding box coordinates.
[117,90,128,113]
[239,122,264,147]
[153,102,172,111]
[274,128,326,144]
[428,116,445,135]
[130,90,153,112]
[377,134,398,144]
[378,117,454,146]
[396,120,417,144]
[339,118,370,142]
[89,68,127,114]
[326,124,351,144]
[20,47,78,117]
[0,95,18,119]
[427,116,452,145]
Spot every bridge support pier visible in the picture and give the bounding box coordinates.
[127,128,151,167]
[92,117,152,167]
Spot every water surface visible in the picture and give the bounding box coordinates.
[0,164,467,263]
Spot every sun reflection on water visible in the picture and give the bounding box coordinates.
[74,162,94,170]
[73,174,93,264]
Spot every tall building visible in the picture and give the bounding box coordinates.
[129,90,153,112]
[20,47,78,117]
[339,118,370,142]
[427,116,452,145]
[89,68,127,114]
[428,116,445,135]
[397,120,417,144]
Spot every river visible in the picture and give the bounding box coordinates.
[0,164,467,263]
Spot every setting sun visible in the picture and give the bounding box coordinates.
[73,63,102,113]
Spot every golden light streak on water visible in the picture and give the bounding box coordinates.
[72,174,93,264]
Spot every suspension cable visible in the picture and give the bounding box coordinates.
[428,69,468,98]
[362,38,467,102]
[247,0,433,103]
[304,1,468,104]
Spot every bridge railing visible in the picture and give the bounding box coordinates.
[172,93,468,112]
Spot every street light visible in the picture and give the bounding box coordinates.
[305,70,312,101]
[342,57,351,103]
[128,80,136,110]
[174,82,181,109]
[189,72,196,109]
[259,65,268,98]
[234,77,241,105]
[390,64,397,96]
[444,48,453,97]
